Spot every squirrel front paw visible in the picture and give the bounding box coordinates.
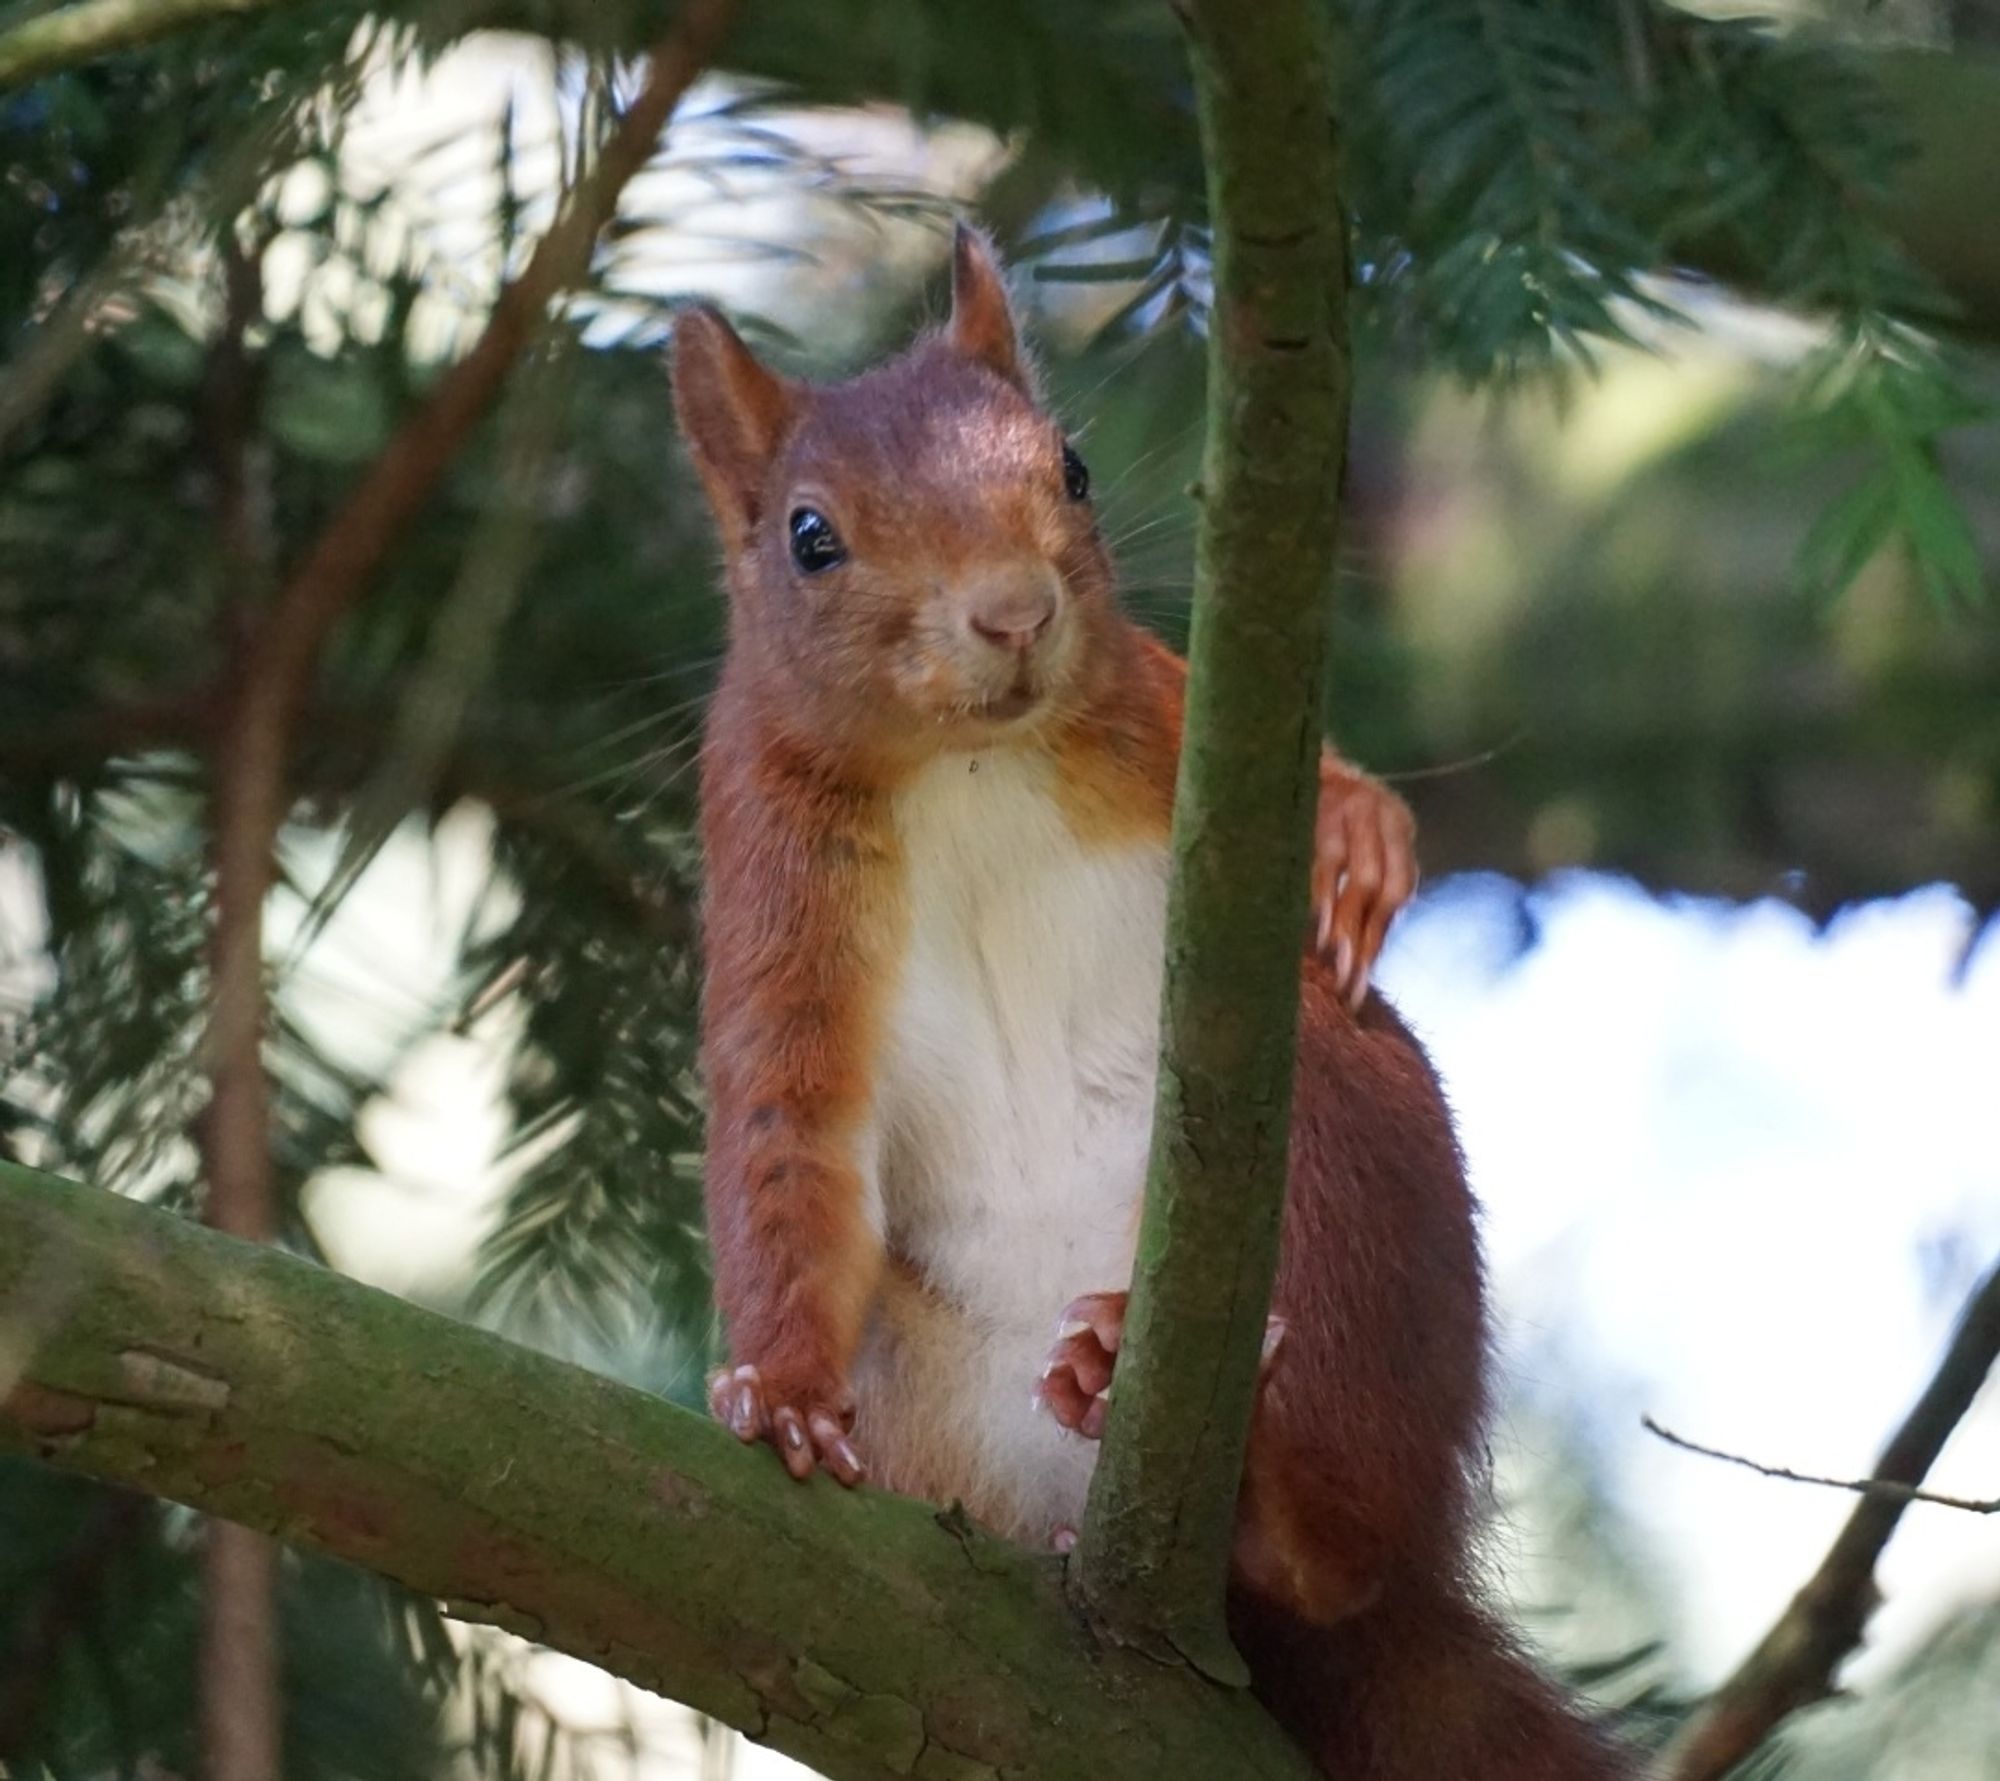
[707,1361,866,1486]
[1036,1291,1288,1441]
[1312,766,1418,1011]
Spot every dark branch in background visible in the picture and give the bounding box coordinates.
[196,229,284,1781]
[180,0,732,1275]
[1074,0,1349,1682]
[0,1162,1316,1781]
[199,227,277,1253]
[0,0,283,89]
[1642,1415,2000,1516]
[211,0,739,909]
[1652,1259,2000,1781]
[0,1489,154,1762]
[174,11,733,1767]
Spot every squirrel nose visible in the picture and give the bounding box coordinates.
[967,588,1056,655]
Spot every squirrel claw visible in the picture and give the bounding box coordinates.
[708,1362,865,1486]
[1312,768,1417,1010]
[1037,1292,1127,1438]
[1036,1298,1287,1441]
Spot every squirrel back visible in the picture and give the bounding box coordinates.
[674,228,1630,1781]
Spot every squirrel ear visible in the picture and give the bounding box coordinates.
[948,223,1030,391]
[671,305,796,542]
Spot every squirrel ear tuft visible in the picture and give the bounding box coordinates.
[671,305,796,543]
[948,223,1030,391]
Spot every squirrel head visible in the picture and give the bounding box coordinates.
[672,226,1116,762]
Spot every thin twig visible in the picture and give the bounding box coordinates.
[196,0,738,936]
[1643,1414,1999,1515]
[198,226,278,1250]
[1651,1259,2000,1781]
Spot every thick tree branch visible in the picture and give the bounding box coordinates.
[1652,1259,2000,1781]
[1074,0,1349,1681]
[0,0,279,90]
[0,1163,1316,1781]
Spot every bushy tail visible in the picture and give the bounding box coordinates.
[1232,1578,1632,1781]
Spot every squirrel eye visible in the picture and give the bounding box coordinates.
[788,506,847,574]
[1061,442,1091,503]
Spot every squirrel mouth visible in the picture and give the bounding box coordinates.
[977,682,1040,721]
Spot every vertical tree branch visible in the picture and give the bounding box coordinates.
[1074,0,1350,1680]
[191,0,737,1233]
[1653,1259,2000,1781]
[197,230,285,1781]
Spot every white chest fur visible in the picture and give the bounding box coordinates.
[868,748,1167,1537]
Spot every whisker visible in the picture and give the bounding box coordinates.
[1378,730,1532,785]
[1106,511,1196,555]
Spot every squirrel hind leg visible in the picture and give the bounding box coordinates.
[1233,1440,1389,1627]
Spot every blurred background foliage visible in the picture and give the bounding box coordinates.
[1,0,1997,1775]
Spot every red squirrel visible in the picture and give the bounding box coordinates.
[673,227,1628,1781]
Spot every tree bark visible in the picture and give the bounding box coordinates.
[199,1524,282,1781]
[0,1162,1316,1781]
[1073,0,1349,1683]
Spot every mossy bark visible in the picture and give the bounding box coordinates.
[0,1163,1314,1781]
[1073,0,1350,1682]
[0,0,278,89]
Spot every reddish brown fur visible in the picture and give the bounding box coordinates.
[676,229,1629,1779]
